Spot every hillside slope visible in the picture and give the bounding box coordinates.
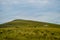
[0,19,60,40]
[0,19,60,28]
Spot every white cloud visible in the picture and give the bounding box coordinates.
[1,0,49,5]
[28,0,48,3]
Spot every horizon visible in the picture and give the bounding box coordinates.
[0,0,60,24]
[0,19,60,25]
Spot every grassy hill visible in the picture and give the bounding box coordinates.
[0,19,60,40]
[0,19,60,28]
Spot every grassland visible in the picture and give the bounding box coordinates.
[0,19,60,40]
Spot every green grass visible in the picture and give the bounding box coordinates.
[0,19,60,40]
[0,19,60,28]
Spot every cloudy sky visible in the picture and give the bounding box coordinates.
[0,0,60,24]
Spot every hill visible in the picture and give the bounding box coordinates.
[0,19,60,28]
[0,19,60,40]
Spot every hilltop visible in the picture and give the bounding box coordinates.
[0,19,60,28]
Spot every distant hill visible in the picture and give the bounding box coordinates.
[0,19,60,28]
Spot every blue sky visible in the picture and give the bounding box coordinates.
[0,0,60,24]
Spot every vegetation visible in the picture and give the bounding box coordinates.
[0,19,60,40]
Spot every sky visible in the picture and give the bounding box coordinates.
[0,0,60,24]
